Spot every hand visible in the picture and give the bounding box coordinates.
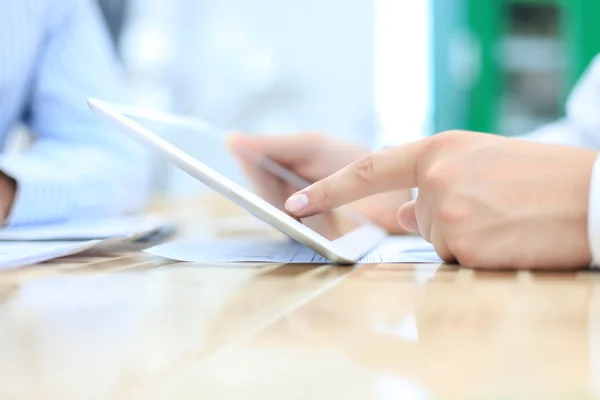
[0,173,16,222]
[227,133,412,233]
[283,131,598,269]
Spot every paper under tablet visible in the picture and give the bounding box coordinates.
[146,235,441,264]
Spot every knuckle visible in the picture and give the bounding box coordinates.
[437,198,469,224]
[448,236,478,267]
[438,130,470,145]
[353,155,375,184]
[424,130,466,155]
[312,182,334,204]
[438,250,456,265]
[430,236,454,264]
[438,130,465,140]
[424,162,451,189]
[438,201,459,224]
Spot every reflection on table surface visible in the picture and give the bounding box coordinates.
[0,195,599,400]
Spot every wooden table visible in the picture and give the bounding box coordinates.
[0,195,599,399]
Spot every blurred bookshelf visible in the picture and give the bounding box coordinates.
[432,0,600,136]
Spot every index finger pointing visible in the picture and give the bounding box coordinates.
[284,139,425,217]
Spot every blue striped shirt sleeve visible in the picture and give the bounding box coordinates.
[0,0,150,225]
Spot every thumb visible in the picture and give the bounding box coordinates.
[397,200,419,233]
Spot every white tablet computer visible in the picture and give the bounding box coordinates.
[88,99,387,263]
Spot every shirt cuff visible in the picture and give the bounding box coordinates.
[0,159,73,226]
[588,154,600,268]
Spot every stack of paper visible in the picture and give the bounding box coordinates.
[0,241,101,270]
[0,216,173,270]
[0,216,170,241]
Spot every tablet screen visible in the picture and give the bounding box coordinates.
[130,116,366,241]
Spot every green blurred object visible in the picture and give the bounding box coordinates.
[432,0,600,136]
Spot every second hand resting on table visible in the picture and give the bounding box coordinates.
[229,131,596,270]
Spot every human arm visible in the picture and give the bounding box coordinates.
[0,0,149,225]
[521,55,600,149]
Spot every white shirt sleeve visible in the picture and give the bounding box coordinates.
[523,55,600,149]
[589,157,600,266]
[521,54,600,266]
[0,0,150,225]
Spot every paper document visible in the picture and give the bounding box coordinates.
[0,216,172,241]
[0,241,101,270]
[145,235,441,264]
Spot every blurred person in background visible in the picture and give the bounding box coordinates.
[230,54,600,270]
[0,0,148,225]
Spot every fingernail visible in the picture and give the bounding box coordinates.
[285,194,308,213]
